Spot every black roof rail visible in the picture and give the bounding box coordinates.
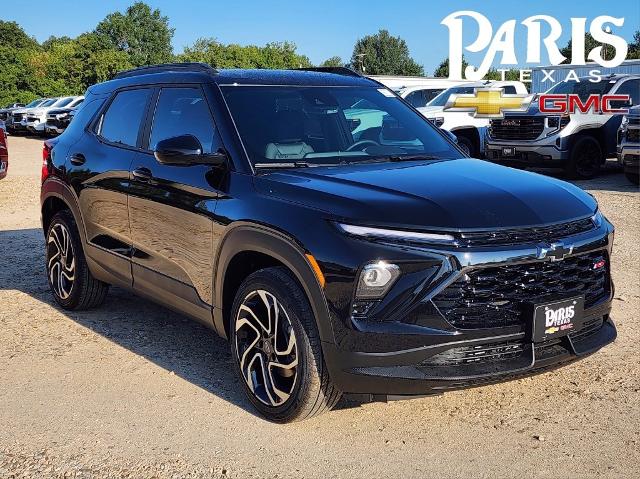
[113,62,217,80]
[294,66,363,78]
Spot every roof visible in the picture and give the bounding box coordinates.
[90,64,378,94]
[214,68,377,86]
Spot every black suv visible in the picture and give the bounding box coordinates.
[41,63,616,422]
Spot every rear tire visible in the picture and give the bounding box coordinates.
[565,137,602,179]
[46,210,109,310]
[230,267,341,422]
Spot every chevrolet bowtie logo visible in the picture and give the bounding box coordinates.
[444,87,534,118]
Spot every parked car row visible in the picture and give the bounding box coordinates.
[0,96,84,137]
[485,74,639,180]
[382,74,638,184]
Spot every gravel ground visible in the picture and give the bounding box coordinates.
[0,136,638,478]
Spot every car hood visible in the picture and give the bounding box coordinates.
[255,159,596,230]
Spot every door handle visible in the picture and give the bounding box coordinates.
[69,153,86,166]
[132,166,153,181]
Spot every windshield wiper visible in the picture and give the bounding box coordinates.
[387,155,450,162]
[254,161,337,169]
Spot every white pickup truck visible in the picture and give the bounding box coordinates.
[417,80,528,157]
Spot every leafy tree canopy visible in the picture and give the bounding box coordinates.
[350,29,423,75]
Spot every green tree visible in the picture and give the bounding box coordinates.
[0,21,39,50]
[433,55,469,78]
[321,56,344,67]
[560,33,615,62]
[95,1,174,66]
[628,30,640,59]
[350,30,423,75]
[0,21,42,105]
[178,38,311,69]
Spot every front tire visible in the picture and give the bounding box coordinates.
[455,135,473,157]
[230,267,341,422]
[46,210,109,310]
[565,137,602,179]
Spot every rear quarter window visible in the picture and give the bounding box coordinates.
[98,89,152,147]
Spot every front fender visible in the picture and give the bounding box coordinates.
[212,222,335,345]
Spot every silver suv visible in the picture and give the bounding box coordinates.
[485,74,640,179]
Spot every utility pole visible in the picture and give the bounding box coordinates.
[354,53,366,73]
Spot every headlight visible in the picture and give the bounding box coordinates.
[591,210,603,228]
[356,261,400,298]
[546,115,570,134]
[336,223,456,245]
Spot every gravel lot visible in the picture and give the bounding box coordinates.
[1,135,638,478]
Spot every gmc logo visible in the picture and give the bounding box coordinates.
[539,94,630,114]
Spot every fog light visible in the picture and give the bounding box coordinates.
[356,261,400,298]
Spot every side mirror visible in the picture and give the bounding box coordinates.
[154,134,227,166]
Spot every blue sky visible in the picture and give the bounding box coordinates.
[4,0,640,74]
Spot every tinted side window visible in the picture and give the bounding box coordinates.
[100,89,152,147]
[502,86,517,94]
[149,87,217,153]
[616,79,640,106]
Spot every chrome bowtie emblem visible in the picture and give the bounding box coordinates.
[537,241,574,261]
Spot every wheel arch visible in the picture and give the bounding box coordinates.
[567,127,607,162]
[450,126,480,156]
[41,180,87,241]
[213,223,334,345]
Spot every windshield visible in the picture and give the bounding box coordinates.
[40,99,56,107]
[25,99,44,108]
[53,97,74,107]
[544,79,614,100]
[428,86,479,107]
[221,86,459,168]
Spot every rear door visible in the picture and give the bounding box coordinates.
[128,85,226,318]
[68,87,153,287]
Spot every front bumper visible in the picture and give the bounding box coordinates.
[618,144,640,174]
[45,123,65,135]
[485,134,569,165]
[25,119,46,132]
[323,218,616,397]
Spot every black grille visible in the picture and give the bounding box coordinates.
[458,217,594,247]
[433,251,609,329]
[490,116,544,140]
[626,127,639,143]
[421,318,605,371]
[423,340,525,367]
[12,113,23,122]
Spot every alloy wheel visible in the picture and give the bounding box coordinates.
[234,290,298,407]
[47,223,75,300]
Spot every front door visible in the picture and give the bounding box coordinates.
[128,86,226,318]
